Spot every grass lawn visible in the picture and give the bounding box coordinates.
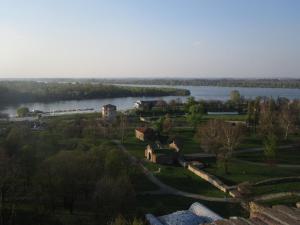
[252,182,300,196]
[131,171,160,192]
[123,135,225,197]
[123,135,147,159]
[202,114,247,121]
[123,133,225,197]
[204,159,300,185]
[135,195,248,219]
[236,148,300,165]
[258,196,300,207]
[144,161,227,198]
[239,134,263,149]
[171,127,202,154]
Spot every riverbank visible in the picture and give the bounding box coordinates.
[0,81,190,106]
[1,84,300,117]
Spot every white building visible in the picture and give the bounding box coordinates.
[102,104,117,121]
[146,202,222,225]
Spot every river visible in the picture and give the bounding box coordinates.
[1,85,300,117]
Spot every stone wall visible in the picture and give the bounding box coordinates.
[187,165,229,193]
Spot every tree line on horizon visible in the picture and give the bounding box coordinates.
[97,78,300,89]
[0,81,190,106]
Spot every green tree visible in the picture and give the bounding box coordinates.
[263,133,278,164]
[0,148,21,225]
[185,96,196,111]
[38,150,100,213]
[230,90,241,103]
[162,114,172,134]
[16,107,29,117]
[5,125,32,155]
[105,149,131,177]
[94,176,136,223]
[186,104,203,129]
[153,117,164,133]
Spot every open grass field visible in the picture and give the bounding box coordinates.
[239,134,263,149]
[143,161,227,198]
[123,135,226,197]
[170,127,202,154]
[252,182,300,196]
[202,114,248,121]
[236,148,300,165]
[123,135,147,159]
[124,133,226,197]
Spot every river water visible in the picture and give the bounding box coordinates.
[1,85,300,117]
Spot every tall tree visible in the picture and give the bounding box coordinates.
[120,114,128,143]
[230,90,241,104]
[162,114,172,134]
[263,133,278,164]
[186,104,203,129]
[197,120,243,173]
[0,148,20,225]
[16,107,29,117]
[258,99,281,137]
[218,122,244,173]
[279,101,299,140]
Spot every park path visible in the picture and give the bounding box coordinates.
[184,145,300,169]
[232,158,300,169]
[112,140,238,203]
[184,145,294,159]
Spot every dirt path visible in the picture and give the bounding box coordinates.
[112,140,238,203]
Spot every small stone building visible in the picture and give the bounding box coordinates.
[102,104,117,121]
[145,143,179,165]
[135,127,155,141]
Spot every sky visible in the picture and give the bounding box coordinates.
[0,0,299,78]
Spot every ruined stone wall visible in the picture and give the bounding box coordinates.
[187,165,229,193]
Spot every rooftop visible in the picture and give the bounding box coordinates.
[102,104,116,109]
[206,202,300,225]
[136,127,154,133]
[146,202,222,225]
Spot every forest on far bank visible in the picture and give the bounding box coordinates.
[95,78,300,89]
[0,81,190,105]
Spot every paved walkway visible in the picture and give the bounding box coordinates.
[183,145,294,159]
[252,192,300,202]
[232,158,300,169]
[112,140,238,203]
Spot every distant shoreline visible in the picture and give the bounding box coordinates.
[97,78,300,89]
[3,78,298,89]
[0,81,190,106]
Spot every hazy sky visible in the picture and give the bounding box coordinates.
[0,0,299,78]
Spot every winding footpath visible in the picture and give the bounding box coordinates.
[185,145,300,169]
[112,140,238,203]
[232,158,300,169]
